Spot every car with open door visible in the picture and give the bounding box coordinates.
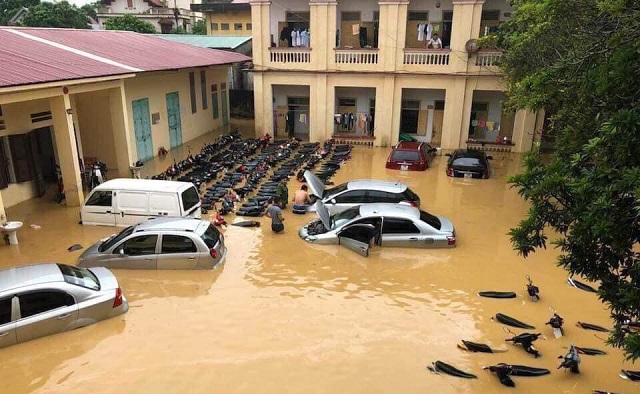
[445,149,493,179]
[299,202,456,256]
[386,141,437,171]
[303,170,421,215]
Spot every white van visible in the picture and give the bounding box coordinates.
[80,179,202,227]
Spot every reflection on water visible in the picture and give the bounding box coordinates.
[0,147,635,393]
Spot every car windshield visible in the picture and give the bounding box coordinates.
[452,157,482,166]
[331,206,361,230]
[57,264,101,291]
[200,224,221,248]
[419,210,441,230]
[324,183,348,198]
[181,187,200,212]
[392,150,421,162]
[98,226,134,252]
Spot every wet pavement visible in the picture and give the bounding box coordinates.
[0,144,635,393]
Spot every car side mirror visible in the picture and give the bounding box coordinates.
[330,199,337,204]
[445,153,452,157]
[487,155,493,160]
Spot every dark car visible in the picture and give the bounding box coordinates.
[386,141,437,171]
[445,150,493,179]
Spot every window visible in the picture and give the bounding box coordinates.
[8,134,33,183]
[341,12,360,21]
[221,82,227,90]
[221,23,229,30]
[364,190,395,204]
[334,190,366,204]
[338,98,356,107]
[85,191,112,207]
[189,72,197,114]
[200,71,208,110]
[212,84,219,119]
[211,23,218,31]
[340,225,373,244]
[234,23,242,31]
[435,100,445,110]
[57,264,101,291]
[286,12,310,23]
[382,218,420,234]
[119,235,158,256]
[0,105,3,117]
[0,139,9,189]
[452,157,482,167]
[19,291,74,319]
[482,10,501,21]
[420,211,441,230]
[162,235,197,254]
[99,226,134,253]
[408,12,429,21]
[246,23,252,30]
[30,111,52,123]
[0,297,11,325]
[331,206,361,230]
[324,183,347,198]
[391,150,421,162]
[181,187,200,213]
[443,11,454,22]
[201,225,220,248]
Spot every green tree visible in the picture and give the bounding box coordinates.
[0,0,40,25]
[80,1,99,21]
[191,19,206,35]
[103,14,156,34]
[20,1,88,29]
[499,0,640,360]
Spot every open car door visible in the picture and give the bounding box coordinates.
[338,224,374,257]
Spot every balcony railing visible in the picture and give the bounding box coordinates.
[269,48,311,64]
[475,51,502,67]
[403,49,450,66]
[335,49,379,65]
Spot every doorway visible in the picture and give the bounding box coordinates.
[221,83,229,126]
[166,92,183,149]
[132,98,153,162]
[400,100,420,133]
[287,97,309,140]
[432,100,445,146]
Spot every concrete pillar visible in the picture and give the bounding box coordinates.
[253,73,273,137]
[441,78,473,150]
[310,0,336,71]
[450,0,485,72]
[70,95,84,162]
[109,85,135,178]
[310,74,328,143]
[250,0,271,68]
[378,1,409,72]
[374,76,397,147]
[50,94,84,207]
[512,109,536,152]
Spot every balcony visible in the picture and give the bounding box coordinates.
[334,49,379,70]
[269,48,311,64]
[475,51,502,67]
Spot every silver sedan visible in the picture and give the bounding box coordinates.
[0,263,128,348]
[299,202,456,257]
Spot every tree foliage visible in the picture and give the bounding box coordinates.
[80,1,100,21]
[192,19,206,35]
[20,1,88,29]
[104,14,156,34]
[0,0,39,25]
[499,0,640,360]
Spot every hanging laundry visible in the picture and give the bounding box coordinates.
[478,120,486,128]
[493,122,500,131]
[352,23,360,35]
[433,24,440,33]
[299,113,306,123]
[334,114,341,124]
[417,23,425,41]
[426,23,433,41]
[291,29,298,47]
[486,121,495,130]
[471,120,478,127]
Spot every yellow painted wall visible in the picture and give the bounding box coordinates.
[206,10,252,35]
[75,90,118,172]
[123,67,230,161]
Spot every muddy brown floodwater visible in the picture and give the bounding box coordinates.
[0,146,635,394]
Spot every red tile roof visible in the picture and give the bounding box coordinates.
[0,27,250,88]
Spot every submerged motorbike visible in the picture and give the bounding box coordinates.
[546,308,565,338]
[526,275,540,301]
[558,344,581,373]
[505,332,542,358]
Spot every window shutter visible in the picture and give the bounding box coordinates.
[0,139,9,189]
[9,134,34,183]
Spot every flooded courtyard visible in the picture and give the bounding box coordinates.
[0,145,634,393]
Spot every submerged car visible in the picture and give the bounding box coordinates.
[303,170,421,214]
[445,149,493,179]
[78,218,226,270]
[386,141,437,171]
[0,263,128,349]
[299,202,456,257]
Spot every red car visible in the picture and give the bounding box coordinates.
[385,141,437,171]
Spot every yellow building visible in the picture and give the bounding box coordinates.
[192,0,253,36]
[245,0,542,150]
[0,27,248,218]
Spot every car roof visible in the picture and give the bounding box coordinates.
[346,180,407,193]
[133,217,208,233]
[394,141,423,150]
[93,178,194,193]
[0,263,63,293]
[359,203,420,220]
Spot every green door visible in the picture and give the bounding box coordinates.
[132,98,153,162]
[166,92,183,149]
[221,88,228,126]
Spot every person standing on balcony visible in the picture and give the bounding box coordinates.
[428,33,442,49]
